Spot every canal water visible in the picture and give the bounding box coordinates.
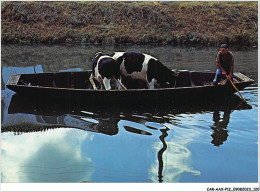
[1,45,258,184]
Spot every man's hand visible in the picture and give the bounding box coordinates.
[227,74,232,80]
[221,70,227,76]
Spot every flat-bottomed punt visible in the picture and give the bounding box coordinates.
[6,70,254,105]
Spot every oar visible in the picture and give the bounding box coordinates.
[225,74,245,101]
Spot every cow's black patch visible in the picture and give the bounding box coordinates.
[147,59,158,83]
[98,58,121,79]
[121,75,148,89]
[123,52,145,74]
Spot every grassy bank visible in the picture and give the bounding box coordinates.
[1,1,258,47]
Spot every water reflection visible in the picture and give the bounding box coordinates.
[210,110,231,146]
[158,127,168,183]
[1,92,252,182]
[4,93,251,136]
[149,123,203,182]
[2,129,94,183]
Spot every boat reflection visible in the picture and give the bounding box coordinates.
[2,93,252,183]
[4,93,252,139]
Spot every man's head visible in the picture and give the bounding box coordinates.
[220,44,229,54]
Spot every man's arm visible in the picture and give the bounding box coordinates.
[227,52,234,80]
[216,62,227,75]
[216,52,227,75]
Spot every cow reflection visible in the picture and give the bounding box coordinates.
[210,110,231,146]
[80,116,119,136]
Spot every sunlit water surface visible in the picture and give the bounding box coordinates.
[1,45,258,183]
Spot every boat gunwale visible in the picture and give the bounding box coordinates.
[6,80,254,92]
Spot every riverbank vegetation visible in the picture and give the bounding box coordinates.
[1,1,258,47]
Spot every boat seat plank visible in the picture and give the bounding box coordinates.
[7,74,20,85]
[234,72,252,82]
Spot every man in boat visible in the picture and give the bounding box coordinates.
[213,44,234,85]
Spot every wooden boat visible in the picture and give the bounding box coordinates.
[6,70,254,105]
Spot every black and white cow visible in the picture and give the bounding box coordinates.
[111,52,178,89]
[89,52,127,90]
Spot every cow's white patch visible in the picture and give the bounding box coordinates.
[112,52,125,60]
[103,77,111,90]
[97,56,112,64]
[143,53,157,73]
[143,53,157,61]
[94,65,101,81]
[148,78,155,89]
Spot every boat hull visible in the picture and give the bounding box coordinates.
[6,70,254,106]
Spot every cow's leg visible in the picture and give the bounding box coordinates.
[113,77,127,90]
[98,76,106,90]
[103,77,111,90]
[89,73,97,90]
[148,78,155,89]
[119,80,127,90]
[148,79,160,89]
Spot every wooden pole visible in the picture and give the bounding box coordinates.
[225,75,245,101]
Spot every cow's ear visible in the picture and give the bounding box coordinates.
[94,52,103,58]
[93,53,98,59]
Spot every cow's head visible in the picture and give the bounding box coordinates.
[91,52,105,65]
[152,60,178,88]
[93,52,104,59]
